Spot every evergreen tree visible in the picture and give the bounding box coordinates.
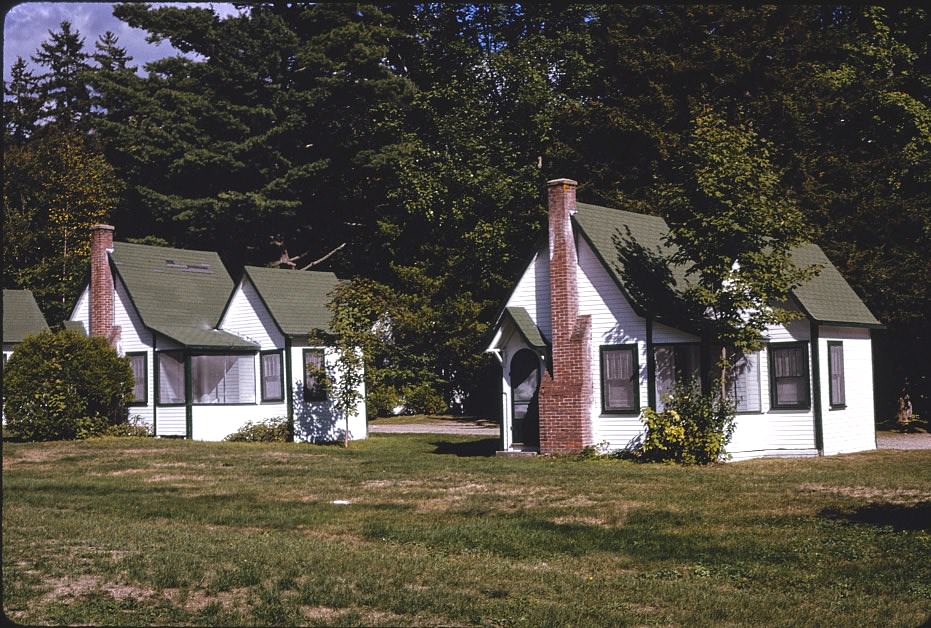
[4,57,42,144]
[32,20,92,130]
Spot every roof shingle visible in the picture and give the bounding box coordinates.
[242,266,340,337]
[3,289,49,343]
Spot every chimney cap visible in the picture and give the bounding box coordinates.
[91,224,115,231]
[546,178,578,187]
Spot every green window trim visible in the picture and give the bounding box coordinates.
[302,348,327,402]
[827,341,846,409]
[126,351,148,406]
[155,350,187,407]
[260,350,285,403]
[768,342,811,411]
[600,344,640,414]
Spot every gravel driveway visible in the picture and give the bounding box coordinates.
[369,422,498,436]
[876,432,931,450]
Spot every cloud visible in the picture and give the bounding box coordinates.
[3,2,241,81]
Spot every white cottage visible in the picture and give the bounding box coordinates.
[486,179,881,460]
[70,224,366,442]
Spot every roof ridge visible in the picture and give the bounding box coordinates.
[114,240,223,256]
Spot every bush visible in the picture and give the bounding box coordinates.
[401,382,447,415]
[638,383,736,464]
[366,384,402,419]
[224,417,289,442]
[3,329,134,441]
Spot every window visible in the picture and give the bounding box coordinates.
[127,352,147,405]
[261,351,284,402]
[303,349,327,402]
[192,354,255,404]
[728,352,761,413]
[654,344,700,410]
[828,341,846,408]
[769,343,810,410]
[157,351,185,405]
[601,345,639,413]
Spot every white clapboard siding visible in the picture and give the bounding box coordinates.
[115,275,155,429]
[818,326,875,455]
[505,249,552,341]
[191,402,286,441]
[576,237,648,448]
[289,344,366,443]
[156,406,187,436]
[218,277,285,349]
[71,286,89,326]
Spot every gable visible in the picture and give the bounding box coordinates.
[572,202,880,327]
[219,276,286,347]
[242,266,339,336]
[2,289,49,343]
[110,241,235,330]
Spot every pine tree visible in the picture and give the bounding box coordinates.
[4,57,42,144]
[32,20,92,130]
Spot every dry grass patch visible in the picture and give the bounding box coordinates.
[799,483,931,504]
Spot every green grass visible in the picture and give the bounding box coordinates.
[3,435,930,626]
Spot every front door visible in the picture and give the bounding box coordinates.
[510,349,540,447]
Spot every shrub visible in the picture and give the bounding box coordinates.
[3,329,134,441]
[224,417,289,442]
[401,382,447,415]
[638,382,736,464]
[365,384,401,419]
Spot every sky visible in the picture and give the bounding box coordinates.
[3,2,241,82]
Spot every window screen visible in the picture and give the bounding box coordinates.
[602,345,638,412]
[191,354,255,404]
[127,352,147,404]
[828,342,846,407]
[303,349,327,401]
[770,343,810,409]
[729,352,761,412]
[654,344,700,411]
[261,351,284,402]
[157,351,185,405]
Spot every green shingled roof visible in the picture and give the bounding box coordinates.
[242,266,340,336]
[572,202,880,327]
[788,242,881,326]
[3,289,49,343]
[110,242,256,348]
[504,306,549,348]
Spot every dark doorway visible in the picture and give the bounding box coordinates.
[510,349,541,447]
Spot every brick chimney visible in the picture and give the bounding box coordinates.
[89,224,119,346]
[538,179,593,453]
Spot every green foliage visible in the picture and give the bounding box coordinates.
[659,105,818,360]
[3,329,134,441]
[223,417,289,443]
[2,130,122,324]
[638,383,736,465]
[399,383,447,416]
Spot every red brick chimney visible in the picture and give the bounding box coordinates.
[89,224,119,346]
[538,178,593,453]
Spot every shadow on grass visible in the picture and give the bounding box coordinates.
[820,501,931,532]
[430,438,499,457]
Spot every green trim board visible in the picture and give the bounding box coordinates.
[810,324,824,452]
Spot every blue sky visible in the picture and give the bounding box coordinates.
[3,2,240,82]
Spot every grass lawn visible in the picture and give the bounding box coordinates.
[3,435,930,626]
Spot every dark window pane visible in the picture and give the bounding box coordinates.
[304,350,326,401]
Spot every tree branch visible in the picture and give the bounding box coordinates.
[300,242,346,270]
